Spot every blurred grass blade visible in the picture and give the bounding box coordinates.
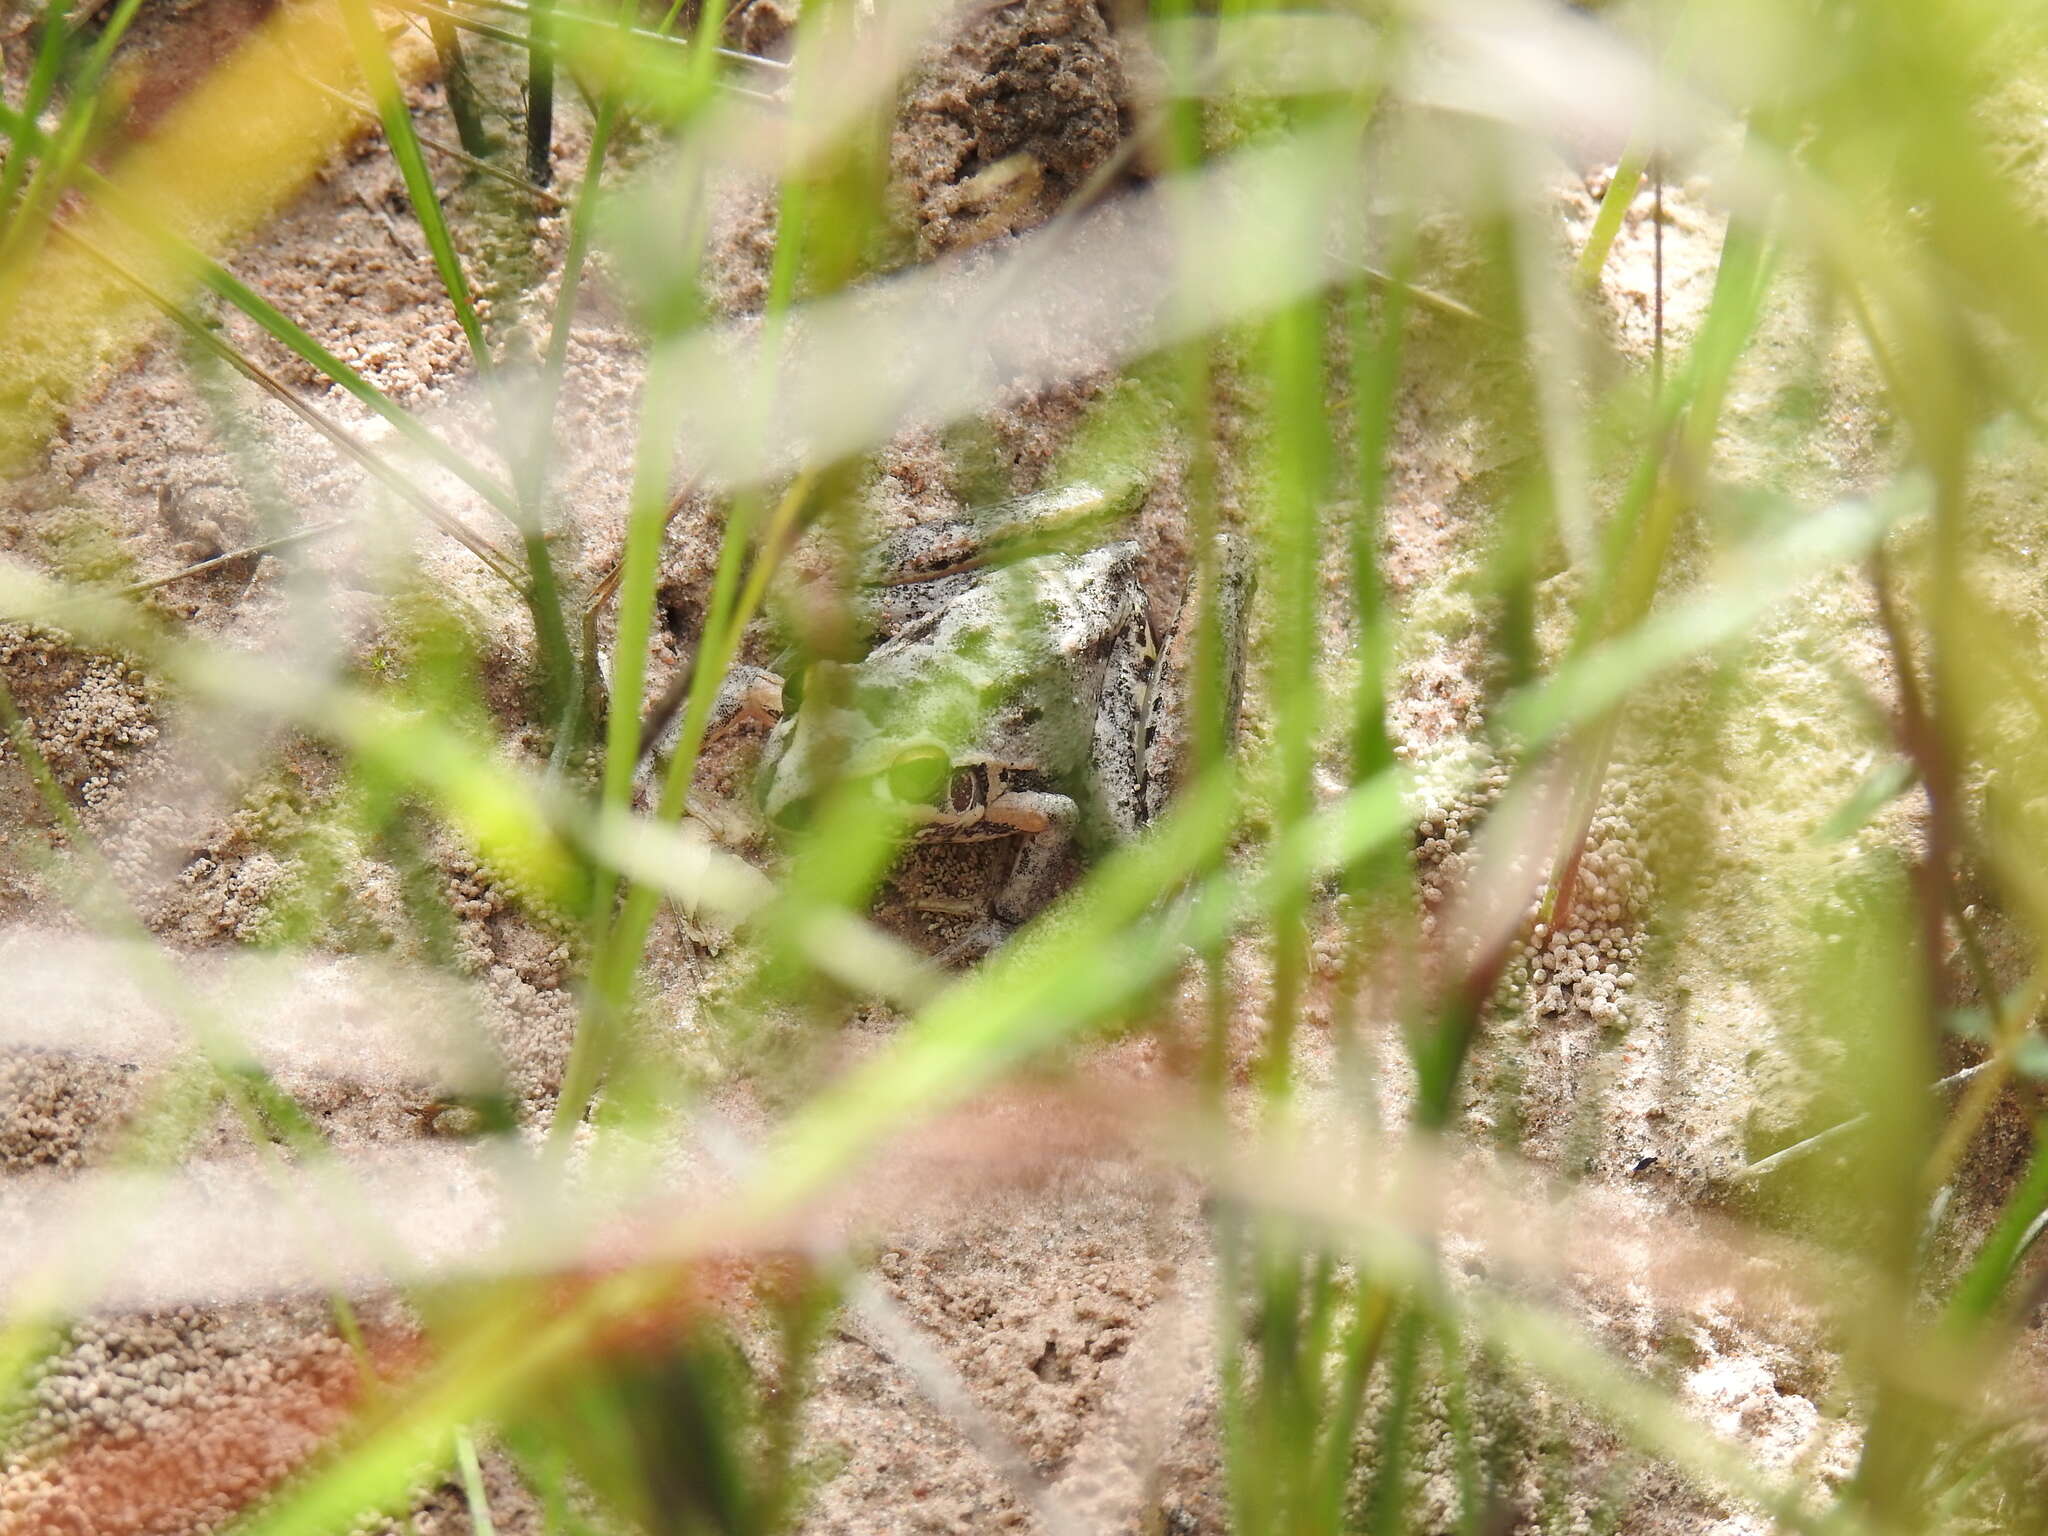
[1507,486,1917,746]
[750,765,1408,1217]
[1945,1123,2048,1325]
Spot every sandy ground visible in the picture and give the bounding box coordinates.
[4,1,2046,1533]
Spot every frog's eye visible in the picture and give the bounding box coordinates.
[885,747,950,805]
[947,766,981,813]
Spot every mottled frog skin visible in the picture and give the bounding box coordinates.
[753,483,1254,946]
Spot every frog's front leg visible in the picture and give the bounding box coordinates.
[607,658,785,804]
[983,781,1081,924]
[929,772,1080,963]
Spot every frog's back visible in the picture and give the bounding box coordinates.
[862,542,1140,777]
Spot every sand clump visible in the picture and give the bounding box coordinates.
[0,630,159,810]
[893,0,1130,256]
[0,1052,134,1174]
[0,1303,397,1536]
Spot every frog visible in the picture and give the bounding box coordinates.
[757,483,1253,952]
[635,482,1253,954]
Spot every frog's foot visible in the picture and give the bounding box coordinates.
[630,662,785,800]
[934,917,1016,968]
[704,664,786,745]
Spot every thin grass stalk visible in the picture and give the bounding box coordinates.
[1160,277,1244,1125]
[1410,904,1528,1132]
[1308,1275,1396,1530]
[1249,1240,1307,1526]
[557,473,816,1146]
[1864,546,2007,1195]
[1244,118,1379,1131]
[1252,308,1330,1101]
[579,0,722,802]
[720,1,903,989]
[572,0,823,1137]
[337,0,495,381]
[99,517,352,602]
[1157,311,1231,1108]
[592,347,687,859]
[1584,214,1777,649]
[1946,1120,2048,1324]
[331,0,581,692]
[0,115,531,517]
[384,0,785,80]
[539,0,726,769]
[531,24,641,772]
[227,1267,682,1536]
[455,1429,500,1536]
[527,16,629,448]
[1346,257,1404,791]
[1327,229,1414,1114]
[50,222,526,584]
[1214,1204,1261,1533]
[1433,1312,1485,1535]
[426,11,495,159]
[469,0,788,64]
[526,0,719,439]
[295,68,563,206]
[382,0,548,56]
[527,0,557,185]
[1543,212,1776,933]
[563,0,754,1141]
[337,0,584,722]
[756,1270,838,1533]
[1574,146,1648,293]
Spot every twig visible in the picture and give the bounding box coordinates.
[52,225,526,586]
[116,518,353,601]
[381,0,787,99]
[292,66,566,209]
[359,187,422,260]
[459,0,790,70]
[1731,1062,1994,1183]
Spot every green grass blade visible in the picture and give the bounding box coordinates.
[1574,146,1648,291]
[336,0,495,382]
[749,765,1407,1216]
[1944,1120,2048,1325]
[0,0,78,222]
[0,0,145,278]
[37,148,524,518]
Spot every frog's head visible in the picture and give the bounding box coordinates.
[756,660,961,833]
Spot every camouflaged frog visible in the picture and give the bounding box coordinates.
[657,483,1253,952]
